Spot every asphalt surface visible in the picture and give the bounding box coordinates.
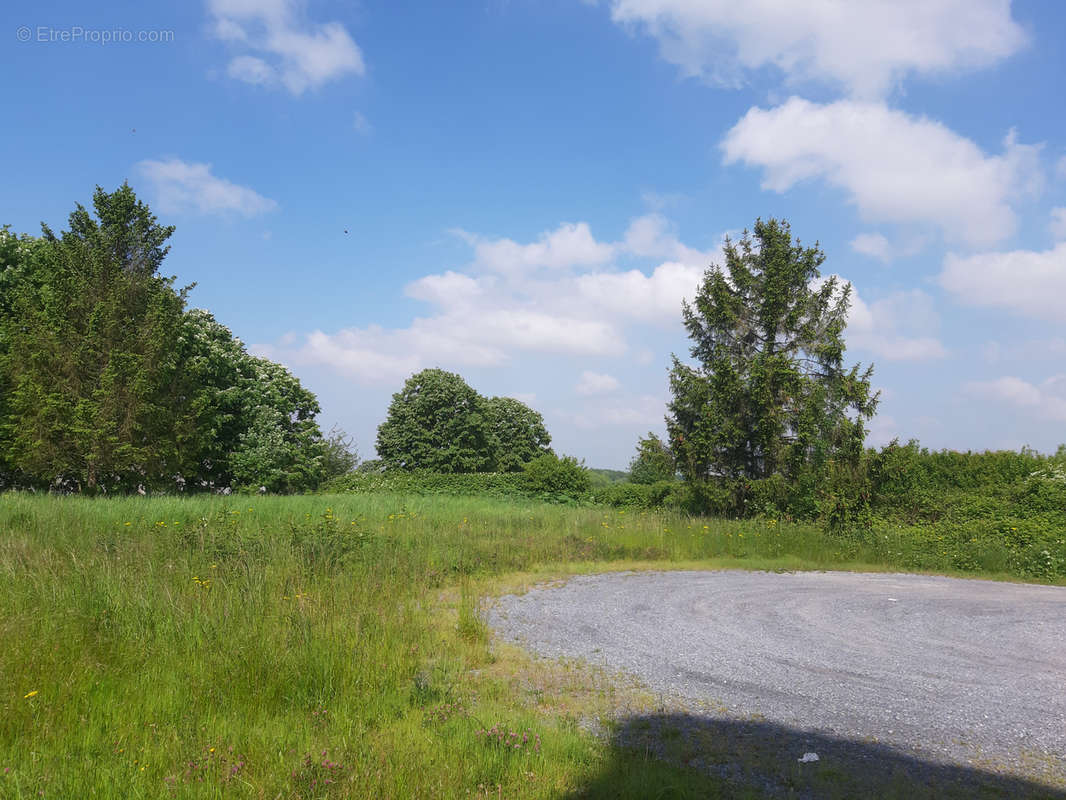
[487,570,1066,786]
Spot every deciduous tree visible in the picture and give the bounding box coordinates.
[484,395,552,471]
[376,369,493,472]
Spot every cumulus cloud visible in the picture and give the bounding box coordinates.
[817,277,947,361]
[208,0,365,94]
[453,222,616,274]
[264,212,951,386]
[261,214,718,381]
[621,212,711,265]
[136,158,277,217]
[604,0,1025,97]
[722,98,1041,247]
[966,375,1066,421]
[940,243,1066,321]
[574,261,704,322]
[275,309,626,383]
[576,371,621,396]
[453,214,714,277]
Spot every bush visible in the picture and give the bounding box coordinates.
[521,454,590,498]
[591,480,680,509]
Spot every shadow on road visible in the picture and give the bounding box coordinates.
[568,712,1066,799]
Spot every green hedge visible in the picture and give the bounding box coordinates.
[322,470,526,498]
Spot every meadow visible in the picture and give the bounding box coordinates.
[1,490,1062,799]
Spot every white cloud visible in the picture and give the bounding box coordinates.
[722,98,1041,247]
[405,270,485,308]
[208,0,365,95]
[820,278,947,361]
[575,261,704,322]
[604,0,1025,98]
[576,371,621,396]
[1050,207,1066,240]
[966,375,1066,422]
[850,233,892,263]
[135,158,277,217]
[227,54,274,85]
[940,243,1066,321]
[262,214,719,382]
[269,306,626,382]
[621,212,710,265]
[455,222,615,274]
[454,213,714,277]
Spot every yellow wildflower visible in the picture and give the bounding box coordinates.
[24,690,38,699]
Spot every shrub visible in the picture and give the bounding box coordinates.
[521,454,590,498]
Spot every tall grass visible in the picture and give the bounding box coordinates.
[0,491,1058,798]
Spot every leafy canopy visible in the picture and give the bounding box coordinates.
[375,369,553,473]
[179,308,328,493]
[484,396,552,471]
[376,369,494,472]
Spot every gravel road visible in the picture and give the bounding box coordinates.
[487,570,1066,789]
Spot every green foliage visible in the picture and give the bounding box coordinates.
[0,227,44,488]
[483,395,552,471]
[227,358,327,493]
[323,469,526,498]
[0,185,193,492]
[177,308,328,493]
[176,308,250,488]
[376,369,554,474]
[321,425,360,479]
[628,432,675,484]
[587,468,630,487]
[376,369,493,472]
[667,218,877,522]
[590,480,678,509]
[289,507,375,572]
[0,188,332,494]
[521,454,591,498]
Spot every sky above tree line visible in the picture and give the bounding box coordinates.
[2,0,1064,468]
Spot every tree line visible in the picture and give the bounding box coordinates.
[0,185,946,523]
[0,184,348,493]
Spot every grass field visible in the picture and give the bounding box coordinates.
[1,491,1061,799]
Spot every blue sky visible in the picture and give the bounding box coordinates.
[3,0,1065,468]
